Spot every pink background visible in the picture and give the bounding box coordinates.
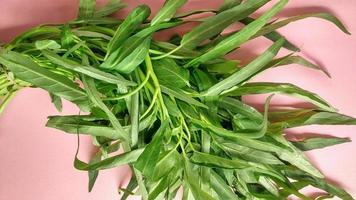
[1,0,356,199]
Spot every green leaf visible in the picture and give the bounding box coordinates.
[10,26,61,46]
[152,41,200,58]
[270,55,331,77]
[106,5,151,56]
[87,142,120,192]
[151,149,181,181]
[272,135,324,178]
[120,176,138,200]
[192,119,281,153]
[147,176,170,200]
[193,119,323,178]
[226,82,335,112]
[256,13,351,37]
[46,114,155,139]
[205,60,240,75]
[216,95,272,138]
[161,85,208,108]
[258,176,279,196]
[94,0,126,18]
[188,0,288,66]
[75,148,144,171]
[203,38,285,96]
[82,76,130,142]
[190,151,249,169]
[219,0,242,12]
[263,31,299,52]
[88,169,99,192]
[269,109,356,128]
[240,17,300,52]
[88,151,101,192]
[292,137,351,151]
[174,9,215,19]
[147,166,182,200]
[151,0,187,26]
[236,94,273,138]
[35,40,61,50]
[46,115,120,139]
[0,51,90,111]
[222,143,283,165]
[180,0,271,50]
[219,97,263,122]
[112,37,151,74]
[78,0,96,19]
[183,158,215,200]
[192,68,217,91]
[42,50,136,86]
[72,30,112,40]
[162,95,181,117]
[210,170,239,199]
[177,101,200,119]
[153,58,190,88]
[134,120,169,177]
[285,169,354,200]
[102,21,181,73]
[49,93,62,112]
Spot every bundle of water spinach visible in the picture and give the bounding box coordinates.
[0,0,355,199]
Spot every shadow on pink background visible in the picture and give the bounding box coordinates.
[0,0,355,199]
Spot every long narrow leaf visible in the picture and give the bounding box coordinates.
[226,82,335,112]
[94,0,126,18]
[180,0,271,50]
[151,0,187,26]
[292,137,351,151]
[42,50,136,86]
[203,38,285,96]
[78,0,96,19]
[75,148,144,171]
[188,0,288,66]
[256,13,351,37]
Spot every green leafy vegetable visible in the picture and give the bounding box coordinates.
[0,0,354,199]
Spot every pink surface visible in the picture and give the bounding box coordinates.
[0,0,356,199]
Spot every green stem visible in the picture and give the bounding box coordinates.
[130,92,139,148]
[140,90,158,120]
[201,131,211,193]
[144,54,169,120]
[151,45,183,60]
[182,119,197,153]
[0,90,16,115]
[104,72,150,101]
[149,49,190,60]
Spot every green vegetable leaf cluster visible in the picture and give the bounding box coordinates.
[0,0,354,199]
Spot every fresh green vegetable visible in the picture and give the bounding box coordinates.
[0,0,354,199]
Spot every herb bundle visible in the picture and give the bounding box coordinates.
[0,0,355,199]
